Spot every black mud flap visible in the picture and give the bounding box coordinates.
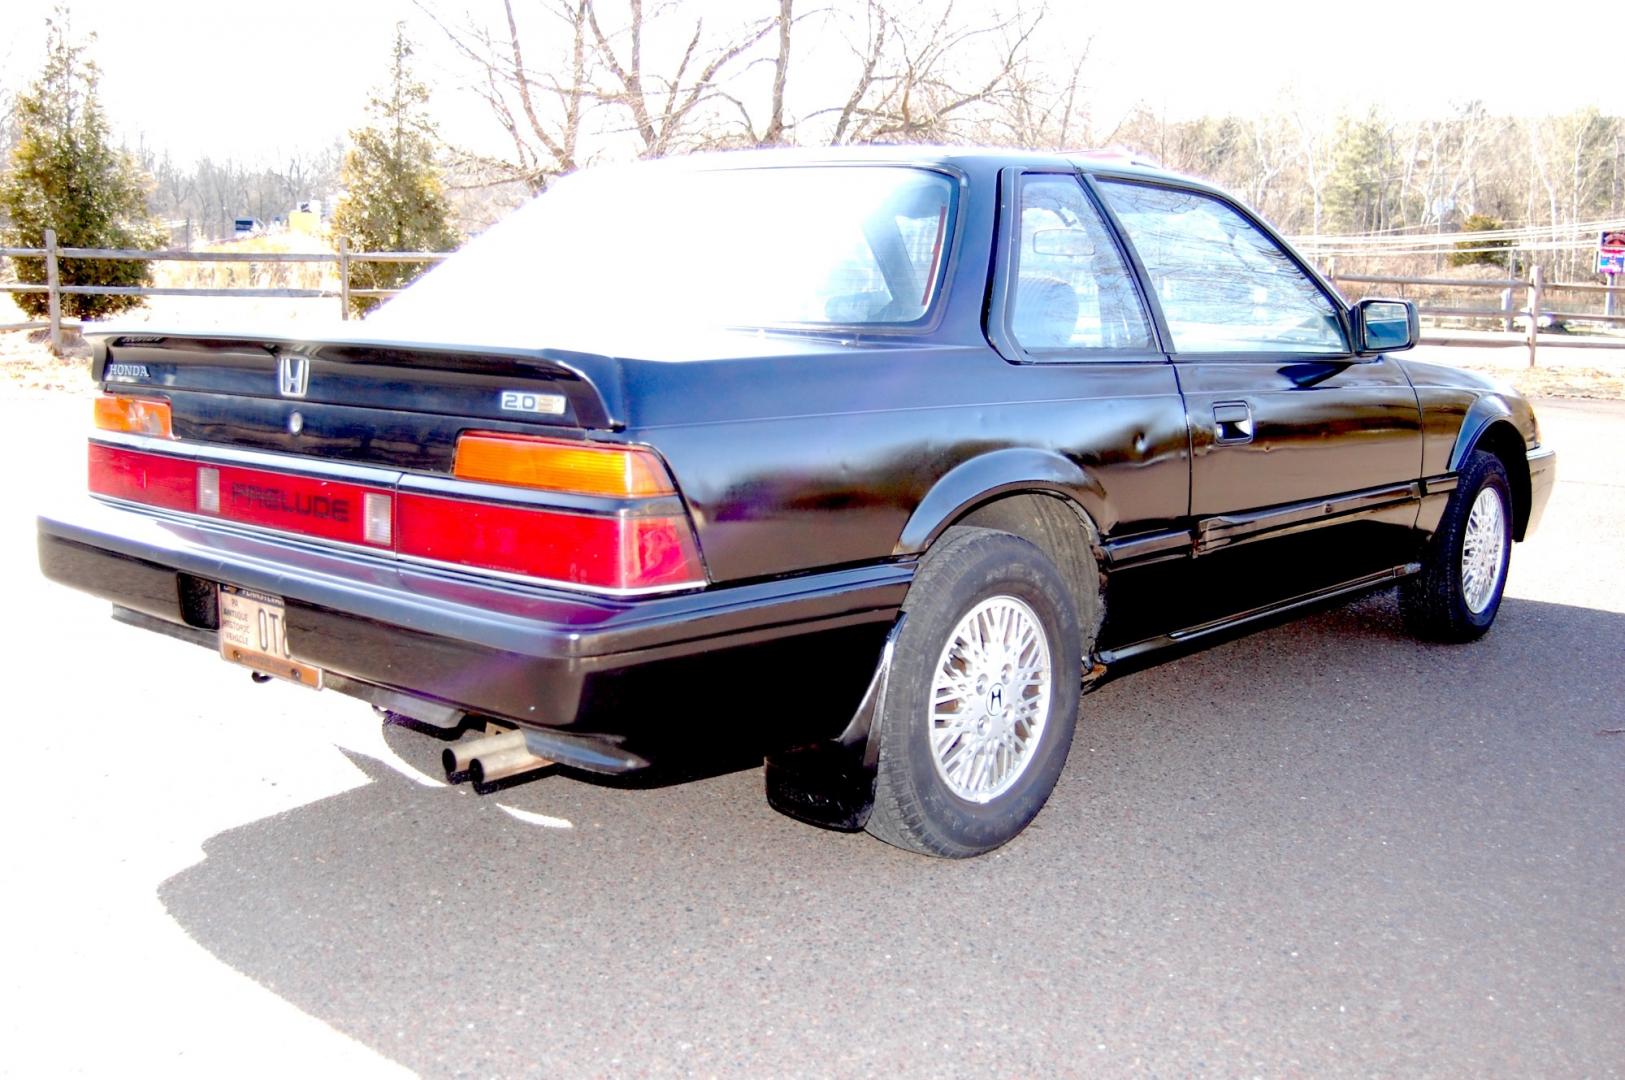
[762,614,905,833]
[764,742,877,831]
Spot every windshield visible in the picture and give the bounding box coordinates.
[368,164,956,337]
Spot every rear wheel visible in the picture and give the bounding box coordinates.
[1401,450,1513,642]
[866,527,1085,857]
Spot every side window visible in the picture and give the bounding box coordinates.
[1098,181,1347,355]
[1008,175,1154,353]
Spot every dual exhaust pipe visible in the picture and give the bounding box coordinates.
[369,686,647,781]
[443,728,554,785]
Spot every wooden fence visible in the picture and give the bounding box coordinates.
[0,228,450,351]
[4,230,1623,368]
[1325,262,1624,366]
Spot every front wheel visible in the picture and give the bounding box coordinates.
[1401,450,1514,642]
[866,527,1085,857]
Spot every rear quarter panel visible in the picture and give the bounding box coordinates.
[619,346,1189,584]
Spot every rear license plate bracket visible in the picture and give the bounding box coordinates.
[217,584,323,689]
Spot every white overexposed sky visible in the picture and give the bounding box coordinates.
[1,0,1618,166]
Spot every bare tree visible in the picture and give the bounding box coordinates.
[274,144,340,209]
[1534,108,1621,276]
[1239,113,1299,226]
[711,0,800,147]
[405,0,1621,267]
[1292,108,1331,238]
[136,145,346,242]
[823,0,1044,145]
[760,0,794,145]
[415,0,594,190]
[418,0,783,179]
[980,42,1088,148]
[585,0,777,157]
[1523,116,1562,236]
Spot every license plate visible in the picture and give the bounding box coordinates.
[217,584,323,689]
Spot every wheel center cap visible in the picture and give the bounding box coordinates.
[985,683,1010,717]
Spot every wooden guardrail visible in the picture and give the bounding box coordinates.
[1326,263,1624,366]
[5,231,1623,368]
[0,228,451,351]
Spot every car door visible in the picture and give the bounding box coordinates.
[979,170,1190,551]
[1094,177,1423,613]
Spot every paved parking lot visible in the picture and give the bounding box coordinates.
[2,388,1620,1077]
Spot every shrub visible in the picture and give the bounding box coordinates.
[1450,214,1511,270]
[331,24,458,317]
[0,12,166,320]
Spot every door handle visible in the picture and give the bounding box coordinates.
[1213,402,1254,443]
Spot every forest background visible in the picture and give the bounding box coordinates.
[1,0,1620,282]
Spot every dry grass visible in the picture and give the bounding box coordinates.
[1,291,92,395]
[1450,361,1625,401]
[0,328,95,396]
[156,233,335,293]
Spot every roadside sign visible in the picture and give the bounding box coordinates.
[1602,229,1625,275]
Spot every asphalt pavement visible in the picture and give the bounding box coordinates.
[2,387,1620,1078]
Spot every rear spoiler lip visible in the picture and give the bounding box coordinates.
[88,328,628,431]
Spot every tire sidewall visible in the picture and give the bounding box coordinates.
[881,532,1082,854]
[1450,457,1513,633]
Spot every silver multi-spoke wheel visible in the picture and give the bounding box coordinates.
[1400,451,1514,643]
[1460,486,1507,615]
[867,527,1087,856]
[928,595,1053,803]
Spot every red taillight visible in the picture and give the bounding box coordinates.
[89,444,394,547]
[437,431,705,590]
[88,442,706,593]
[394,493,705,591]
[89,442,195,511]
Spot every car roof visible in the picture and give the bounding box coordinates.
[602,144,1199,187]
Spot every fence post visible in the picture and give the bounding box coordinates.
[44,227,62,355]
[338,238,351,321]
[1526,264,1543,368]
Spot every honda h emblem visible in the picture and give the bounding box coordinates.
[277,354,310,398]
[989,686,1004,711]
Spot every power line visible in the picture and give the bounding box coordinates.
[1291,218,1625,249]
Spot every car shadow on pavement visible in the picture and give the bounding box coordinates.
[155,591,1625,1077]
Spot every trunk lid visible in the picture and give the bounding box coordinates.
[90,330,627,474]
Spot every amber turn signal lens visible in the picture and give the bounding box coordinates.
[453,433,675,498]
[93,394,173,439]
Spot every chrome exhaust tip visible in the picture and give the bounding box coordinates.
[443,729,525,775]
[469,744,555,785]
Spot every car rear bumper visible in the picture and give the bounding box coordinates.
[38,498,907,758]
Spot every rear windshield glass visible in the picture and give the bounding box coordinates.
[369,165,956,335]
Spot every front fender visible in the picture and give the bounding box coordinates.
[893,447,1106,555]
[1449,394,1517,472]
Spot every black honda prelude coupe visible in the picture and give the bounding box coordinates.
[39,147,1555,857]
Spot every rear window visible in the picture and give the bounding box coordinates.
[371,165,956,335]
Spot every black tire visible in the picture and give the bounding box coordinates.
[866,527,1085,857]
[1400,449,1514,642]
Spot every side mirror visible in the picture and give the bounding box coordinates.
[1353,298,1419,354]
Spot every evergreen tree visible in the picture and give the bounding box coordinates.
[332,24,459,318]
[1450,214,1510,269]
[0,10,166,321]
[1324,111,1395,234]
